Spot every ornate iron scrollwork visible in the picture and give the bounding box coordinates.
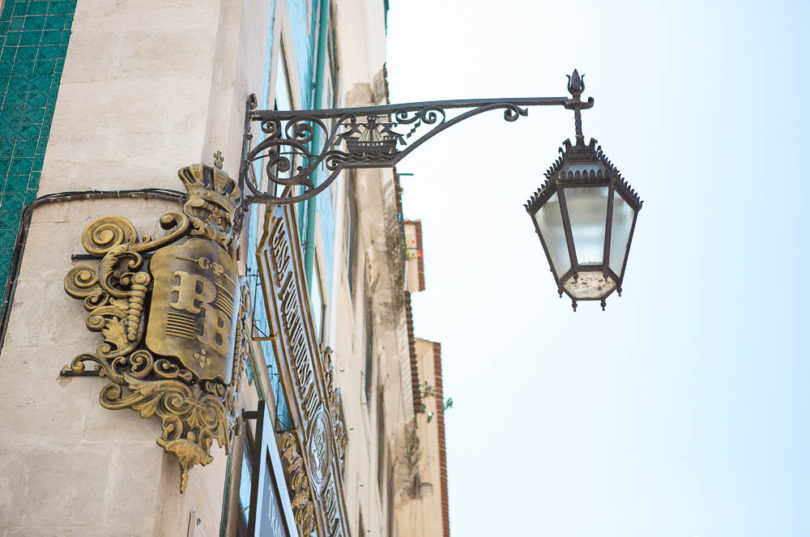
[63,159,248,492]
[239,92,589,208]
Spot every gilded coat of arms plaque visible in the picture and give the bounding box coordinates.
[63,159,248,492]
[146,238,240,383]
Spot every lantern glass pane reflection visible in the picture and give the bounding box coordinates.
[533,192,571,277]
[609,193,634,276]
[563,186,608,265]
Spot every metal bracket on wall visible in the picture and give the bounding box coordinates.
[237,69,594,211]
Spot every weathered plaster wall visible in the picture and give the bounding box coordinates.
[0,0,270,534]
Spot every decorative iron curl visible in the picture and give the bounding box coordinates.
[503,104,528,122]
[246,116,332,189]
[240,93,579,206]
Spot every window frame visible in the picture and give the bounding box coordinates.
[243,400,299,537]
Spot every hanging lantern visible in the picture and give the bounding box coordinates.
[525,70,642,310]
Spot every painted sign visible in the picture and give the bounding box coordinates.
[257,204,349,537]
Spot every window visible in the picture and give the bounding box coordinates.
[363,275,373,404]
[238,401,297,537]
[310,259,326,345]
[386,463,395,537]
[376,391,386,495]
[272,43,294,198]
[344,173,358,295]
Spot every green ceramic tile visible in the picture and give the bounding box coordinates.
[10,60,32,76]
[25,91,46,107]
[12,140,33,156]
[40,30,59,44]
[8,17,22,32]
[28,75,50,91]
[3,91,24,107]
[5,171,27,188]
[0,211,18,228]
[23,16,45,32]
[2,192,24,210]
[6,76,25,92]
[0,228,16,244]
[9,159,31,176]
[33,59,55,77]
[22,106,44,124]
[27,3,49,16]
[15,46,37,62]
[6,178,26,195]
[17,124,40,140]
[49,2,69,15]
[45,15,66,30]
[20,30,41,46]
[0,107,21,124]
[38,44,57,60]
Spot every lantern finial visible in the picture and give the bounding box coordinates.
[565,69,588,145]
[566,69,585,99]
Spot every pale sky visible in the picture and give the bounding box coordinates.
[386,1,810,536]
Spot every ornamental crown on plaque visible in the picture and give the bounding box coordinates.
[63,153,248,492]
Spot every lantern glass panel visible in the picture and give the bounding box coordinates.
[609,192,635,276]
[563,186,609,265]
[533,191,571,278]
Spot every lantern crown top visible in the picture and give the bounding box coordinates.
[524,138,642,214]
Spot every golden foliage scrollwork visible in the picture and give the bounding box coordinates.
[280,431,318,536]
[321,347,347,472]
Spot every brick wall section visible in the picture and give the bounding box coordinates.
[432,341,450,537]
[404,290,422,413]
[0,0,75,309]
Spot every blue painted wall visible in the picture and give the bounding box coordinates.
[246,0,339,429]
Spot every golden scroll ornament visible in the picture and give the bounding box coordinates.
[280,431,317,536]
[63,161,247,492]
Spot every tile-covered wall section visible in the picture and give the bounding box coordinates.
[0,0,75,307]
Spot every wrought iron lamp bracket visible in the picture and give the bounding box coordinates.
[237,77,593,215]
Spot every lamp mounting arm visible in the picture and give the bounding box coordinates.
[238,73,594,210]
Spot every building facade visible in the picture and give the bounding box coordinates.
[0,1,449,536]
